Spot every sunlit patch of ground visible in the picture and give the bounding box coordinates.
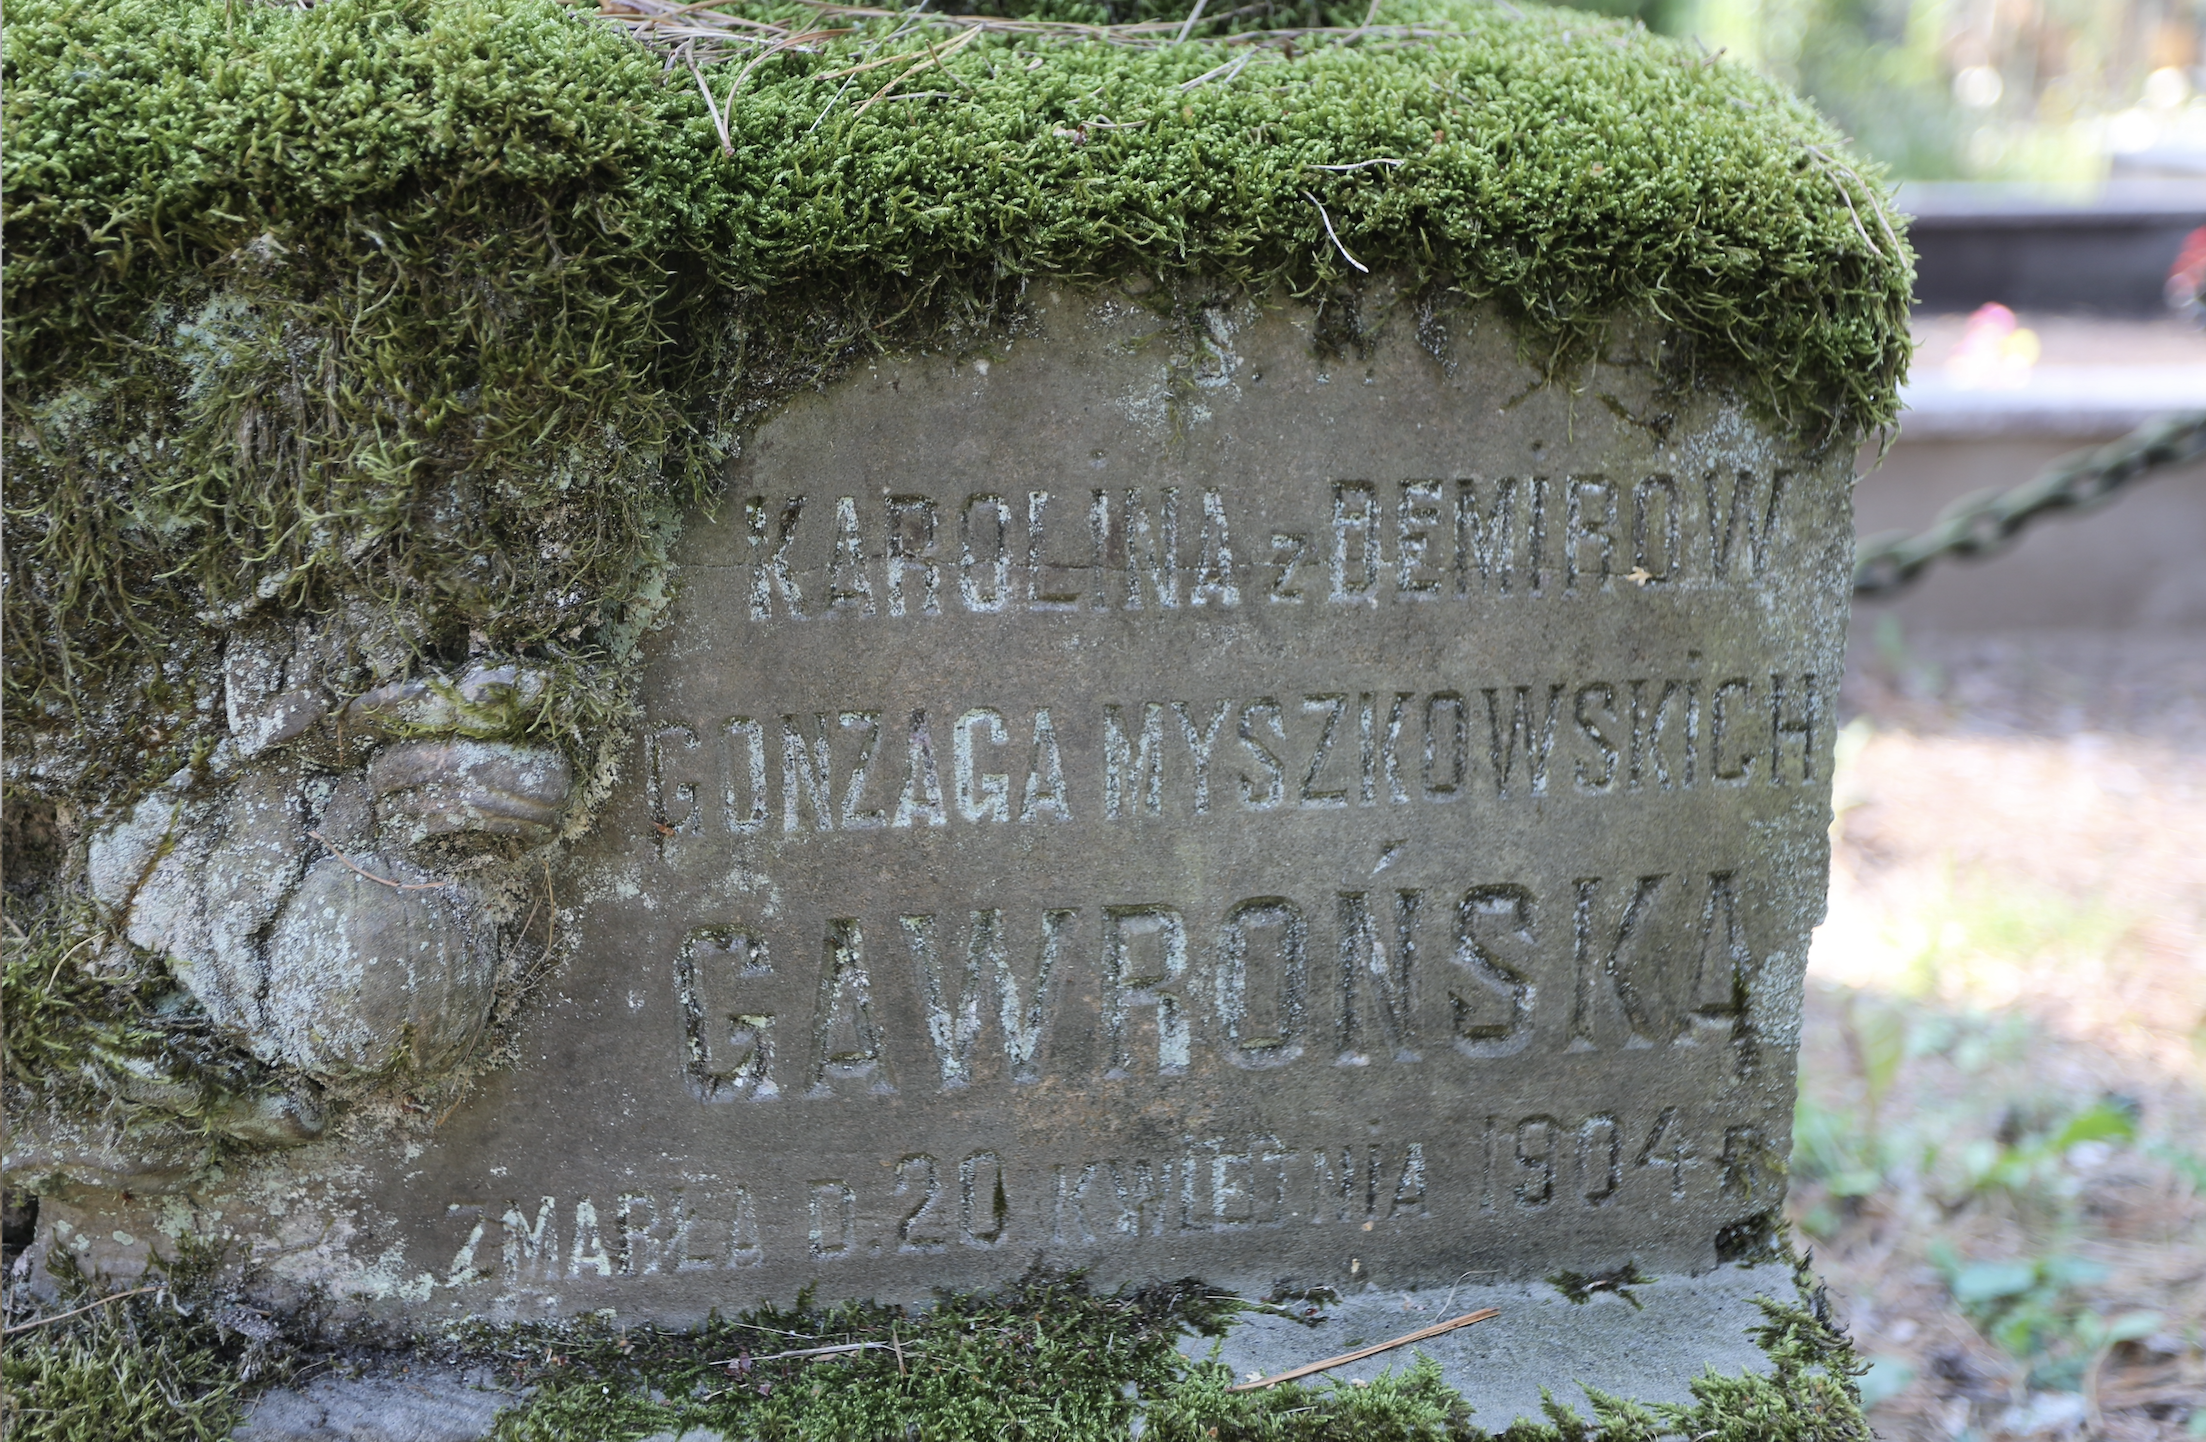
[1798,710,2206,1439]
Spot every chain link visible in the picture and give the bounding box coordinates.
[1853,410,2206,596]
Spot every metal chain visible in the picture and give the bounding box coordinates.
[1853,409,2206,596]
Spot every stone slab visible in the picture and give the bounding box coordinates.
[233,1371,513,1442]
[40,285,1848,1327]
[223,1271,1783,1440]
[1177,1263,1783,1428]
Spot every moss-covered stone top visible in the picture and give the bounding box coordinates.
[3,0,1907,1119]
[5,0,1909,752]
[7,0,1916,792]
[10,0,1908,410]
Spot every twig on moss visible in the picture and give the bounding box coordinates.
[687,54,733,153]
[1225,1307,1499,1391]
[614,0,790,35]
[1807,150,1882,259]
[1308,157,1405,170]
[1174,0,1207,44]
[3,1286,163,1336]
[810,39,932,80]
[809,68,861,130]
[1177,50,1254,90]
[855,24,982,115]
[714,1339,905,1363]
[306,831,452,891]
[1804,145,1899,256]
[737,28,856,136]
[1302,191,1368,273]
[596,0,1468,66]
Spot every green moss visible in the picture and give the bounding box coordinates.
[0,1248,282,1442]
[1546,1263,1655,1309]
[0,1239,1870,1439]
[458,1242,1870,1438]
[473,1272,1238,1440]
[1,0,1910,1106]
[1,896,282,1135]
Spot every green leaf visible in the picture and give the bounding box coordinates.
[1857,1358,1915,1409]
[2043,1256,2110,1290]
[2049,1103,2135,1153]
[2105,1311,2161,1344]
[1949,1260,2037,1305]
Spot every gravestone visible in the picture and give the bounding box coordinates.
[35,285,1845,1338]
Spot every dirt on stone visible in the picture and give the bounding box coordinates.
[1797,632,2206,1440]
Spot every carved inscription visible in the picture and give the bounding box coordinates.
[645,674,1820,841]
[429,1103,1766,1291]
[323,312,1858,1321]
[734,474,1793,620]
[673,871,1770,1102]
[436,1187,764,1289]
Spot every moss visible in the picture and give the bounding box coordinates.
[1,0,1909,1108]
[1,896,284,1135]
[1,1237,1870,1438]
[471,1271,1238,1440]
[465,1240,1869,1438]
[1547,1263,1656,1309]
[0,1247,285,1442]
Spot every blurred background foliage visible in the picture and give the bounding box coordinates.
[1555,0,2206,182]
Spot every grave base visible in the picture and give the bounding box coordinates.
[1179,1260,1790,1428]
[223,1257,1846,1440]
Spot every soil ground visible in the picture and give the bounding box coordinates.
[1801,627,2206,1439]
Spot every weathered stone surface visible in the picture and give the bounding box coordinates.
[90,761,311,1045]
[3,1097,211,1194]
[232,1371,514,1442]
[226,620,339,761]
[39,288,1847,1332]
[1181,1262,1782,1425]
[344,665,553,740]
[369,740,571,845]
[262,855,499,1076]
[70,689,572,1097]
